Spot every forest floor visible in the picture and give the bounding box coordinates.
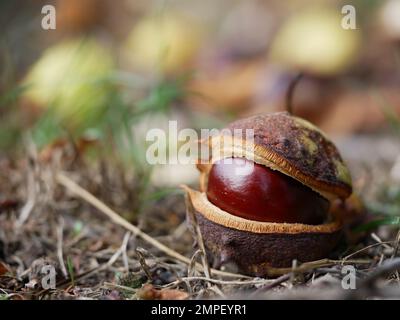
[1,133,400,300]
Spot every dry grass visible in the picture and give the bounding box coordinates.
[1,139,400,300]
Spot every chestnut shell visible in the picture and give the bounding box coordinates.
[185,187,343,276]
[187,112,353,276]
[194,210,342,276]
[203,112,352,200]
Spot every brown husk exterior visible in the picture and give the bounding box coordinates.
[193,210,342,277]
[214,112,352,199]
[189,112,352,276]
[185,187,343,277]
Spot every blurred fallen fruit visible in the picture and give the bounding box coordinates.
[124,12,203,75]
[151,164,198,188]
[188,60,263,112]
[251,65,341,124]
[270,6,361,76]
[217,1,275,58]
[319,87,400,134]
[56,0,105,33]
[22,38,115,132]
[379,0,400,40]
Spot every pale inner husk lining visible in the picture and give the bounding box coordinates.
[186,187,342,234]
[206,135,337,201]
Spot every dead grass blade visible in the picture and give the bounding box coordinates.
[56,172,248,279]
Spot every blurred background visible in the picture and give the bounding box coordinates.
[1,0,400,220]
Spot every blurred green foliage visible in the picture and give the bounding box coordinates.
[0,47,189,217]
[384,107,400,135]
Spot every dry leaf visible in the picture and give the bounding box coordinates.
[0,199,19,214]
[188,60,262,112]
[0,261,11,276]
[137,284,189,300]
[39,138,98,163]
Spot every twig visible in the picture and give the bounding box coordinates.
[264,258,371,277]
[188,250,202,277]
[185,192,227,298]
[342,241,393,262]
[289,259,298,285]
[56,218,68,279]
[103,282,137,293]
[172,221,188,239]
[365,258,400,283]
[371,233,393,251]
[16,135,40,228]
[16,172,36,228]
[56,172,248,279]
[344,258,400,299]
[285,72,303,114]
[135,248,153,280]
[39,228,141,296]
[185,193,211,279]
[16,165,37,228]
[162,276,273,288]
[391,229,400,258]
[391,229,400,281]
[121,232,131,272]
[251,273,291,297]
[207,286,226,298]
[55,232,130,291]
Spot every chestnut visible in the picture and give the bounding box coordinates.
[184,112,353,276]
[206,157,329,225]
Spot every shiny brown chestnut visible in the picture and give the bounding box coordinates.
[184,112,353,276]
[206,157,329,225]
